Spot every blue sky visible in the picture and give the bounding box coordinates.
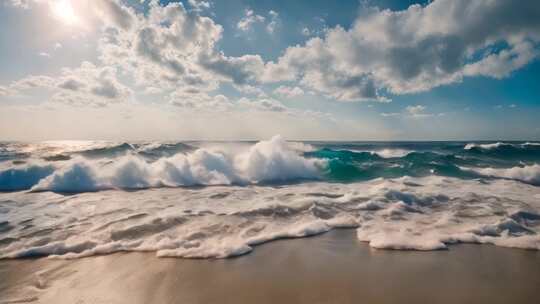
[0,0,539,140]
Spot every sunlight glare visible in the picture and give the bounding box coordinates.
[50,0,79,25]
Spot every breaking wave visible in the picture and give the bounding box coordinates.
[1,138,540,193]
[2,136,324,192]
[461,164,540,186]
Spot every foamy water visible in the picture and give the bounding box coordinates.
[1,137,540,259]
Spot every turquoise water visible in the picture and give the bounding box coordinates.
[1,140,539,192]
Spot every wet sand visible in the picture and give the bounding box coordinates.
[1,229,539,304]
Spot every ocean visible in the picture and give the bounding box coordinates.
[0,136,539,259]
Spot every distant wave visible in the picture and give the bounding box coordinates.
[464,142,540,150]
[464,142,508,150]
[461,164,540,186]
[332,148,412,158]
[462,142,540,162]
[372,148,412,158]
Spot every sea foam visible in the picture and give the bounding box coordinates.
[1,175,539,259]
[461,164,540,185]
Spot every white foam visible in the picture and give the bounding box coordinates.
[464,142,539,150]
[1,175,539,259]
[461,164,540,185]
[372,149,412,158]
[26,135,324,192]
[464,142,506,150]
[357,229,447,250]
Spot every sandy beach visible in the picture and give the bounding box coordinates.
[1,229,539,304]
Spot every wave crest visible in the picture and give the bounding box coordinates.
[461,164,540,185]
[24,136,324,193]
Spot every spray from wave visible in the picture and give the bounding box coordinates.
[2,136,324,192]
[1,138,540,192]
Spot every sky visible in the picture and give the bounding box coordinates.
[0,0,539,141]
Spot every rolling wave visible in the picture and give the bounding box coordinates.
[462,142,540,161]
[0,139,539,193]
[1,136,324,192]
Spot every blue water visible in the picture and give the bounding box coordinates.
[0,140,539,192]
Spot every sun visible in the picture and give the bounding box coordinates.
[50,0,79,25]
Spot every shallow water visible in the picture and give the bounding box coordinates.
[1,230,539,304]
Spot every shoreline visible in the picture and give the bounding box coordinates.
[2,229,539,304]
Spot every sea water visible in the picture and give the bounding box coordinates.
[0,136,539,258]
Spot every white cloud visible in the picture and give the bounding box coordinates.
[7,62,131,107]
[273,85,304,98]
[169,90,231,111]
[187,0,211,12]
[301,27,311,36]
[405,105,445,118]
[5,0,540,110]
[237,9,265,32]
[238,97,288,113]
[233,84,267,97]
[39,52,51,58]
[265,0,540,101]
[237,9,281,36]
[266,10,280,34]
[5,0,271,108]
[0,86,14,96]
[381,112,400,117]
[6,0,38,9]
[11,75,56,91]
[406,105,428,117]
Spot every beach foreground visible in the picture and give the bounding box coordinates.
[1,229,539,304]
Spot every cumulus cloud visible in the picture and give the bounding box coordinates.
[405,105,433,118]
[198,52,265,85]
[266,10,280,34]
[301,27,311,36]
[274,85,304,98]
[4,0,272,108]
[54,64,131,106]
[265,0,540,101]
[94,0,136,30]
[6,0,37,9]
[238,97,288,113]
[236,9,281,36]
[98,0,273,95]
[187,0,211,12]
[405,105,445,118]
[5,0,540,110]
[7,62,131,106]
[237,9,265,32]
[169,90,231,110]
[380,112,400,117]
[0,86,14,96]
[10,75,56,91]
[233,84,267,97]
[380,105,444,118]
